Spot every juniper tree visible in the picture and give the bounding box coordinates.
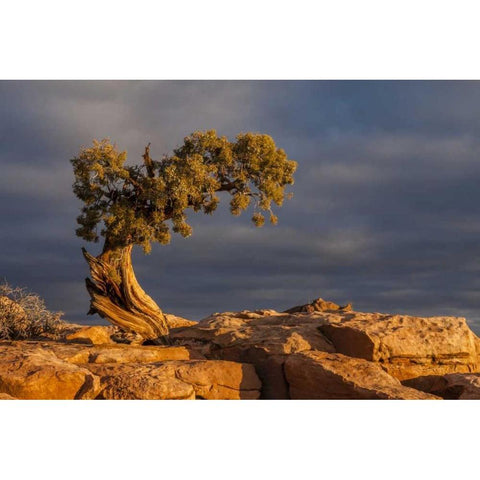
[71,130,296,341]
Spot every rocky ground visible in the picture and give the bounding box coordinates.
[1,299,480,399]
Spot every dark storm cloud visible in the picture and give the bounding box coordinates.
[2,81,480,333]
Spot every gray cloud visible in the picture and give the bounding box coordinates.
[1,81,480,333]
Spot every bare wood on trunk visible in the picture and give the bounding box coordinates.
[82,244,169,341]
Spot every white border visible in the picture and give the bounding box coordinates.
[0,400,478,479]
[2,1,480,79]
[1,2,479,479]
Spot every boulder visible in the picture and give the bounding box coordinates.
[85,360,261,400]
[42,342,198,364]
[318,313,478,380]
[284,297,352,314]
[86,363,196,400]
[2,303,478,400]
[403,373,480,399]
[86,344,196,364]
[170,309,336,398]
[0,343,101,399]
[171,308,480,396]
[171,360,261,399]
[284,350,438,399]
[0,341,259,400]
[66,325,115,345]
[215,349,291,400]
[172,310,336,356]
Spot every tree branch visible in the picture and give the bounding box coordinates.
[142,143,155,178]
[217,181,237,192]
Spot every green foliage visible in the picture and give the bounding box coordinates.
[71,131,297,253]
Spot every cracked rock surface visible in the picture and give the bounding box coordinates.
[170,309,480,399]
[2,306,480,399]
[0,340,260,399]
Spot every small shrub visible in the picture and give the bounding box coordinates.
[0,281,66,340]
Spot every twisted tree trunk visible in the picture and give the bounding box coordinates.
[82,244,170,341]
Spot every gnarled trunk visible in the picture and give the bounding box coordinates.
[82,245,169,341]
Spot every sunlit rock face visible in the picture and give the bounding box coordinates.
[0,341,260,400]
[0,343,102,399]
[284,351,438,399]
[66,325,116,345]
[171,308,480,398]
[317,313,479,380]
[88,360,261,400]
[170,309,337,398]
[2,295,480,400]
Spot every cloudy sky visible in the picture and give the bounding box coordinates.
[2,81,480,332]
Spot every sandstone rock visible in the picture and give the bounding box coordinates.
[318,313,478,380]
[66,325,115,345]
[1,303,477,400]
[221,350,290,400]
[0,340,254,399]
[87,363,196,400]
[171,308,480,396]
[165,313,197,328]
[172,310,335,355]
[284,350,438,399]
[86,360,261,400]
[284,297,352,314]
[86,344,194,364]
[403,373,480,399]
[170,310,336,398]
[172,360,261,399]
[0,343,101,399]
[42,342,196,364]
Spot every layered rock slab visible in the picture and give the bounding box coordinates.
[86,363,195,400]
[66,325,116,345]
[44,342,197,364]
[3,304,479,400]
[170,310,336,398]
[171,310,334,354]
[403,373,480,399]
[318,313,478,380]
[284,351,438,399]
[86,360,261,400]
[0,343,101,399]
[0,341,259,400]
[171,308,480,396]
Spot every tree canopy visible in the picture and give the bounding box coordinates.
[71,130,297,253]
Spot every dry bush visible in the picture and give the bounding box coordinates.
[0,281,66,340]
